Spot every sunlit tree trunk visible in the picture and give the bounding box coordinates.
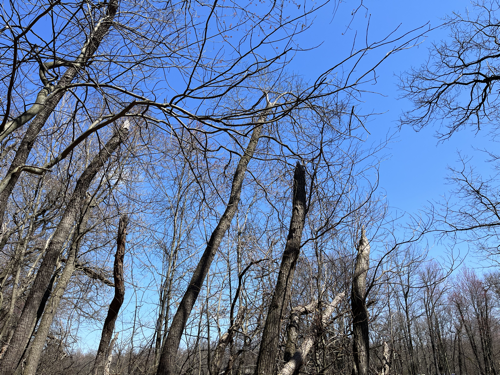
[351,228,370,375]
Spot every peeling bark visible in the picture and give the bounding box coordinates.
[351,227,370,375]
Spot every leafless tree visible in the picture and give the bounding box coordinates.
[400,0,500,260]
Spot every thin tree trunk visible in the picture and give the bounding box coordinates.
[210,307,246,375]
[156,110,267,375]
[93,215,129,375]
[255,162,307,375]
[378,342,390,375]
[351,227,370,375]
[284,300,318,364]
[0,124,129,375]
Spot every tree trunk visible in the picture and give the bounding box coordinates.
[210,307,246,375]
[284,300,318,364]
[351,228,370,375]
[156,112,267,375]
[0,124,129,375]
[278,293,344,375]
[93,215,128,375]
[255,162,307,375]
[0,0,119,230]
[378,342,390,375]
[22,197,93,375]
[104,333,119,375]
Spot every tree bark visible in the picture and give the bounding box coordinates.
[22,198,93,375]
[255,162,307,375]
[278,293,344,375]
[93,214,128,375]
[104,333,119,375]
[351,227,370,375]
[378,342,390,375]
[0,124,129,375]
[284,300,317,364]
[156,113,267,375]
[210,307,246,375]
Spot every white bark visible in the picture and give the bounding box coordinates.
[278,292,345,375]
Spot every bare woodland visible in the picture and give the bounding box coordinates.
[1,0,500,374]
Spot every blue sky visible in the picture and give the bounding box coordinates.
[284,0,499,263]
[296,1,492,213]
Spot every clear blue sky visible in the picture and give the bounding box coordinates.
[286,0,497,263]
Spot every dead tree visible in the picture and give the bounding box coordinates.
[93,214,129,375]
[278,293,345,375]
[352,228,370,375]
[255,162,307,375]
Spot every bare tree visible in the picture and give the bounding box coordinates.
[255,162,307,375]
[352,228,370,375]
[0,123,130,374]
[400,0,500,260]
[278,293,345,375]
[92,214,128,375]
[156,104,269,375]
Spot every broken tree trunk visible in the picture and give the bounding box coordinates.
[104,333,119,375]
[278,293,345,375]
[92,215,128,375]
[351,227,371,375]
[378,342,390,375]
[255,162,307,375]
[210,307,246,375]
[284,300,318,364]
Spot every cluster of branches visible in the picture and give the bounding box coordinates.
[0,0,433,374]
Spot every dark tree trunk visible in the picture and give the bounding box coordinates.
[0,124,129,375]
[156,116,266,375]
[351,228,370,375]
[92,214,128,375]
[255,162,307,375]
